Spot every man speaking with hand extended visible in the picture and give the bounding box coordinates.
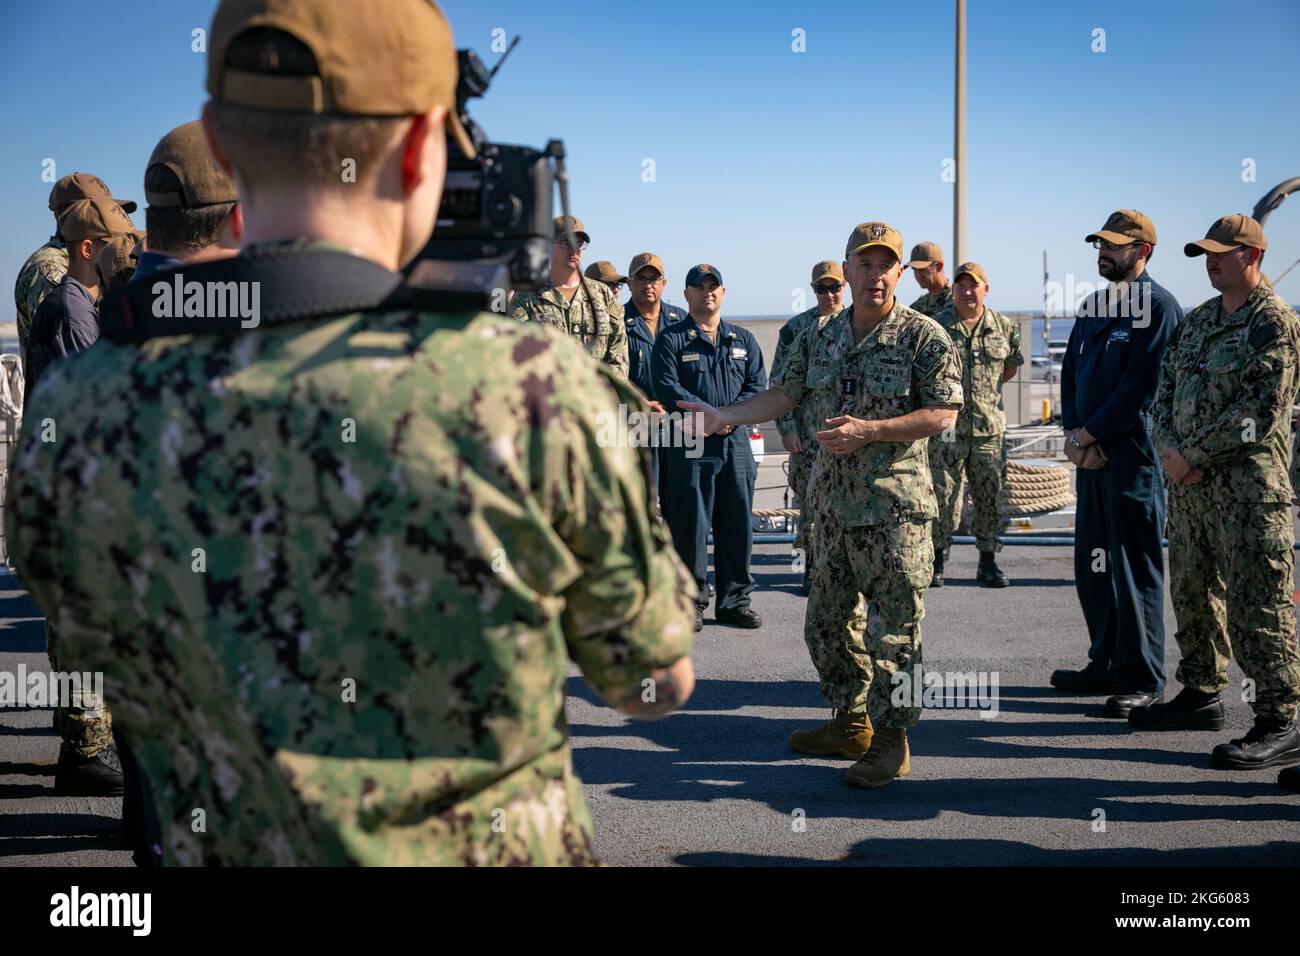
[679,222,962,789]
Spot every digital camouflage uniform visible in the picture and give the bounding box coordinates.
[14,240,68,375]
[772,306,834,552]
[928,305,1022,558]
[908,283,953,319]
[6,250,696,865]
[773,301,963,729]
[44,625,113,759]
[511,278,629,377]
[1152,280,1300,722]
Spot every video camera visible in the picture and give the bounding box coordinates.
[406,39,568,307]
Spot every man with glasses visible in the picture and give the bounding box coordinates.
[772,260,847,594]
[906,241,953,318]
[1133,215,1300,777]
[511,215,628,376]
[585,260,627,298]
[928,263,1022,589]
[678,224,963,788]
[1053,210,1181,721]
[623,252,688,501]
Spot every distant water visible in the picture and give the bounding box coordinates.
[731,313,1075,356]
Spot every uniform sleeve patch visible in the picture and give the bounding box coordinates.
[915,339,947,376]
[1249,316,1286,351]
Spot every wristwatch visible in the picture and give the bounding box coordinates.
[1067,432,1084,449]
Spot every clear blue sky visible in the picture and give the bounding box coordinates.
[2,0,1298,317]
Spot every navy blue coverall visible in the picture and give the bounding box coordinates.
[652,317,766,613]
[1061,271,1182,695]
[625,301,688,503]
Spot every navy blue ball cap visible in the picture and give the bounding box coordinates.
[685,263,723,287]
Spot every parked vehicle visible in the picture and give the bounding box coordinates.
[1031,356,1062,383]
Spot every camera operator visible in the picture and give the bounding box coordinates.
[7,0,695,866]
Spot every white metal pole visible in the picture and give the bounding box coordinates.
[954,0,967,267]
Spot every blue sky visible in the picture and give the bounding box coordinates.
[2,0,1298,317]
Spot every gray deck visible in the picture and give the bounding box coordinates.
[2,455,1297,867]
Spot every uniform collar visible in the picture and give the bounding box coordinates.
[1205,280,1270,333]
[847,299,906,350]
[685,315,737,345]
[953,304,998,339]
[61,273,94,301]
[625,308,653,343]
[625,301,675,340]
[538,283,575,311]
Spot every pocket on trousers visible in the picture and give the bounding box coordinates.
[884,519,934,592]
[1252,506,1294,554]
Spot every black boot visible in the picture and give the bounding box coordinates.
[1051,662,1119,694]
[930,551,945,589]
[716,606,762,629]
[55,744,125,797]
[976,551,1008,588]
[1211,718,1300,770]
[1128,687,1226,731]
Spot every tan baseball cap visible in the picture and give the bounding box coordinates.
[1184,214,1267,257]
[48,172,137,215]
[95,230,145,289]
[628,252,665,278]
[953,261,989,286]
[811,260,844,284]
[905,241,943,270]
[58,196,137,243]
[585,261,627,284]
[845,221,903,263]
[205,0,474,158]
[1085,209,1157,246]
[146,121,239,208]
[553,215,589,244]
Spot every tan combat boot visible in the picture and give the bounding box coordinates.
[845,727,910,788]
[788,709,874,759]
